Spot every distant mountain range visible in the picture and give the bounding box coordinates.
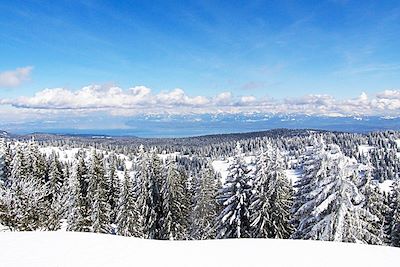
[2,113,400,138]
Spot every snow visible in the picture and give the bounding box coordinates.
[212,159,231,182]
[358,145,375,155]
[1,232,399,267]
[285,169,303,186]
[395,139,400,148]
[395,139,400,158]
[212,155,255,183]
[40,146,82,163]
[378,180,394,194]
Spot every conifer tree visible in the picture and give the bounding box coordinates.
[140,148,164,239]
[190,163,219,240]
[294,144,381,243]
[0,176,47,230]
[250,146,293,238]
[26,140,47,184]
[107,156,120,223]
[216,142,252,238]
[358,164,386,245]
[0,139,7,186]
[88,150,111,233]
[11,144,28,182]
[161,159,191,240]
[116,168,142,237]
[292,136,326,239]
[67,156,91,232]
[390,180,400,247]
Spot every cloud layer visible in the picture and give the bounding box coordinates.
[1,84,400,117]
[0,66,33,88]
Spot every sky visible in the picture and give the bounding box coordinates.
[0,0,400,133]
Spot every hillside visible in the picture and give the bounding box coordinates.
[1,232,399,267]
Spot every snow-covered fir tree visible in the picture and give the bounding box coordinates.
[0,176,47,230]
[358,163,386,245]
[161,158,191,240]
[26,139,47,184]
[190,163,219,240]
[292,136,327,239]
[139,148,164,239]
[88,150,111,233]
[250,145,293,238]
[67,156,91,232]
[0,139,7,186]
[390,180,400,247]
[116,167,142,237]
[293,144,381,243]
[107,154,120,223]
[216,142,252,239]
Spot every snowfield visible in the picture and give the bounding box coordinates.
[1,232,398,267]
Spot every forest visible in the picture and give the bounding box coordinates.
[0,129,400,247]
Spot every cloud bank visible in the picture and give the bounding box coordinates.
[1,84,400,117]
[0,66,33,88]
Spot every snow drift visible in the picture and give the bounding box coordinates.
[1,231,399,267]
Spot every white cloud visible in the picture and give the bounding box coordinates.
[0,66,33,88]
[2,84,400,117]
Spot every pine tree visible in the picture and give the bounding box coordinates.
[190,163,219,240]
[216,142,252,239]
[88,150,111,233]
[161,159,191,240]
[116,168,142,237]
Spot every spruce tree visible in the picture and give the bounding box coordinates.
[390,180,400,247]
[116,168,142,237]
[161,159,191,240]
[67,156,91,232]
[0,139,7,186]
[216,142,252,238]
[88,150,111,233]
[107,156,120,223]
[140,148,164,239]
[190,163,219,240]
[294,144,381,243]
[358,164,386,245]
[250,146,293,238]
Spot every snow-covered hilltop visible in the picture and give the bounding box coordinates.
[1,129,400,247]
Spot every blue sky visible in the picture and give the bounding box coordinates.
[0,0,400,132]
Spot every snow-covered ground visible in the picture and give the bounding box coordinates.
[358,144,375,155]
[211,155,256,182]
[285,168,303,186]
[0,232,398,267]
[395,139,400,158]
[378,180,394,194]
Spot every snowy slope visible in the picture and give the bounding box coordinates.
[1,232,398,267]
